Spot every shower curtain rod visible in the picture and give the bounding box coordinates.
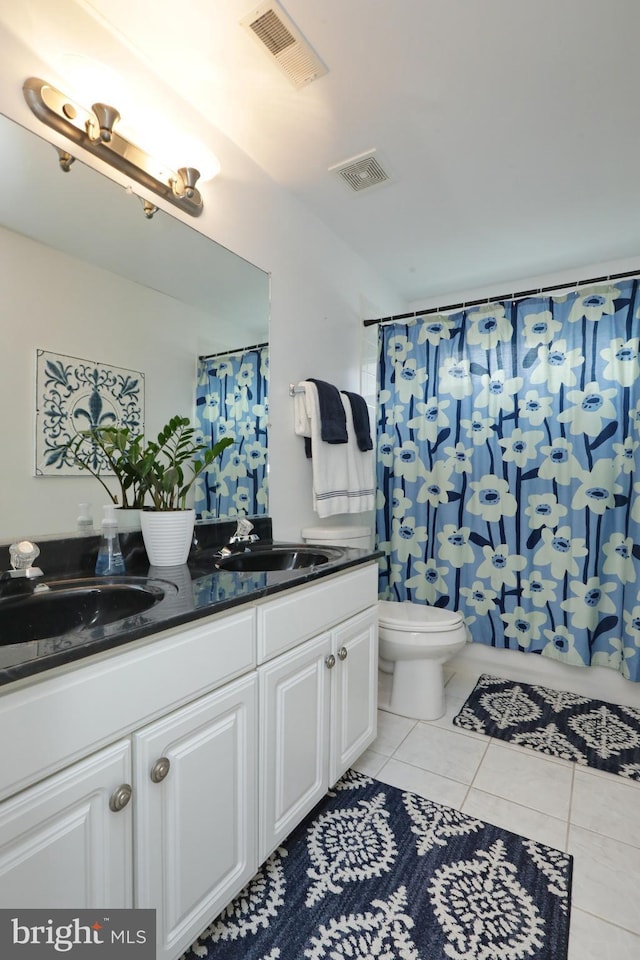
[199,341,268,361]
[362,268,640,327]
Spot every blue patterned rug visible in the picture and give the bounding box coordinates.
[183,770,572,960]
[453,673,640,781]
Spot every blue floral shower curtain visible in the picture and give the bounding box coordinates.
[195,345,269,518]
[376,281,640,681]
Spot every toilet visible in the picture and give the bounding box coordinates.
[301,524,372,550]
[301,524,466,723]
[378,600,467,721]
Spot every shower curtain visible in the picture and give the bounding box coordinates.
[195,345,269,518]
[376,281,640,681]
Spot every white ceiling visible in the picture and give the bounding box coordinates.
[7,0,640,306]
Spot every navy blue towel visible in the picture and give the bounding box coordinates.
[307,378,348,444]
[342,390,373,451]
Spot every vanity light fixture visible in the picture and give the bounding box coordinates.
[23,77,208,218]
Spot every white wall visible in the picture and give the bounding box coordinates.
[0,22,402,544]
[0,227,228,539]
[406,257,640,315]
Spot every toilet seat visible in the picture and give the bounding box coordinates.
[378,600,464,633]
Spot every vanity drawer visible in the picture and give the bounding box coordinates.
[256,563,378,663]
[0,607,256,802]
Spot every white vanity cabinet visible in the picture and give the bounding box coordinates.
[257,565,378,861]
[329,608,379,784]
[258,632,332,861]
[0,739,133,909]
[0,561,379,960]
[0,607,258,960]
[134,673,257,960]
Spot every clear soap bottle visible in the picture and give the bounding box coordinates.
[95,504,126,576]
[77,502,94,534]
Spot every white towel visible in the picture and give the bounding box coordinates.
[297,381,374,517]
[293,382,312,440]
[341,395,375,514]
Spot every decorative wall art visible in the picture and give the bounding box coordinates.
[35,349,144,477]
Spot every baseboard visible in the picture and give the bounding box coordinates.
[450,642,640,709]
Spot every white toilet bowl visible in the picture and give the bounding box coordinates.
[378,600,467,721]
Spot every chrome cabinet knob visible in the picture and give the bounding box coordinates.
[338,646,348,661]
[109,783,132,812]
[150,757,171,783]
[325,654,336,669]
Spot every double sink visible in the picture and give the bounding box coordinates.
[0,545,345,645]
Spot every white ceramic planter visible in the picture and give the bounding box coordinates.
[115,508,141,533]
[140,509,195,566]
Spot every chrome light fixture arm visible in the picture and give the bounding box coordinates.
[23,77,204,218]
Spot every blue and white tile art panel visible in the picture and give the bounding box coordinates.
[35,349,144,476]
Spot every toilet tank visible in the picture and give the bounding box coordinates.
[301,524,372,549]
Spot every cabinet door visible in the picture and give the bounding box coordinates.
[0,740,132,908]
[258,632,332,862]
[330,607,378,785]
[134,674,257,960]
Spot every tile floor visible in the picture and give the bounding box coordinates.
[352,666,640,960]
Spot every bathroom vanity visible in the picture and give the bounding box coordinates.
[0,547,378,960]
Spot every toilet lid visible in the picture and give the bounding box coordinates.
[378,600,464,632]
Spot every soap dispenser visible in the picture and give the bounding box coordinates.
[77,502,94,534]
[95,504,126,576]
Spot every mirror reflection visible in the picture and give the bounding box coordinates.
[0,112,270,542]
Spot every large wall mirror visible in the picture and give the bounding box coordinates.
[0,112,270,542]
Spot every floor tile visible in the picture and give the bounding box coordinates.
[392,722,488,784]
[462,788,567,850]
[350,748,387,779]
[568,825,640,934]
[376,758,468,809]
[568,908,640,959]
[369,710,416,756]
[442,669,483,703]
[376,671,640,943]
[426,694,489,739]
[571,768,640,848]
[472,741,573,819]
[489,735,580,767]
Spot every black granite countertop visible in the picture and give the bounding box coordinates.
[0,519,381,688]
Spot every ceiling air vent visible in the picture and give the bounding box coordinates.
[329,151,391,193]
[240,2,327,89]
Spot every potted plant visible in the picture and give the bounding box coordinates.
[65,425,150,530]
[136,415,233,566]
[67,416,233,564]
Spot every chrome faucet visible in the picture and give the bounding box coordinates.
[0,540,48,594]
[228,518,260,545]
[2,540,44,579]
[216,519,260,559]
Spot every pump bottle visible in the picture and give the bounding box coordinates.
[95,505,126,575]
[77,502,94,534]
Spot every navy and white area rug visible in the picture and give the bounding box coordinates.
[183,770,572,960]
[453,673,640,781]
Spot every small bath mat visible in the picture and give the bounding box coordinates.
[453,674,640,781]
[183,769,572,960]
